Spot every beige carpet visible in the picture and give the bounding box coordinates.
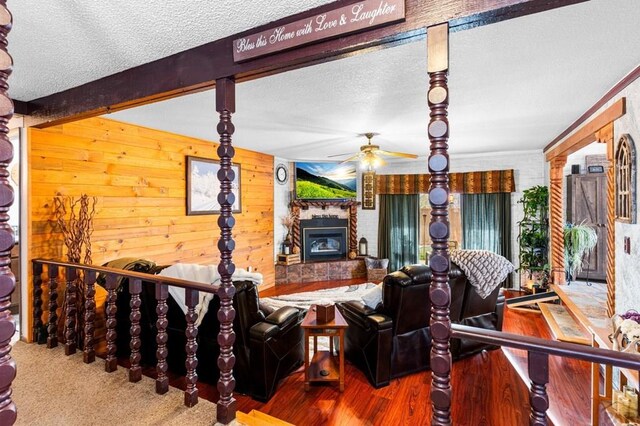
[11,341,229,426]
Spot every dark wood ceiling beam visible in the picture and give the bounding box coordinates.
[26,0,587,126]
[13,99,30,115]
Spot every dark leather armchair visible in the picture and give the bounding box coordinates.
[337,264,504,388]
[103,260,304,402]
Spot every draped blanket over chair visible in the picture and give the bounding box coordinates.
[337,263,505,388]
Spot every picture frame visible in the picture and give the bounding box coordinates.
[186,156,241,215]
[587,165,605,174]
[361,170,376,210]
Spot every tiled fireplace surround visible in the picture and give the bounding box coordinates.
[275,200,364,285]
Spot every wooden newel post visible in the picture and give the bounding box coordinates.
[215,77,238,425]
[0,3,15,423]
[427,22,452,426]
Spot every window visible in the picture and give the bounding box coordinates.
[418,193,462,263]
[615,134,636,223]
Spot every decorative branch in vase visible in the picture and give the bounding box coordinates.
[281,212,295,255]
[53,194,97,348]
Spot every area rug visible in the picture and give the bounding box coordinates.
[11,342,223,426]
[260,282,377,312]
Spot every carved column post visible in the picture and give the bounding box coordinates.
[104,274,118,372]
[47,266,59,348]
[215,77,237,425]
[83,270,97,363]
[64,267,77,355]
[597,124,616,317]
[291,204,301,253]
[184,288,199,406]
[549,156,567,284]
[32,262,45,344]
[0,3,15,423]
[349,204,358,258]
[155,283,169,395]
[128,278,142,382]
[427,23,452,426]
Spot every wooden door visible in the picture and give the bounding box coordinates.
[566,174,607,281]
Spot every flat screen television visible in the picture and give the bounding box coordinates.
[294,161,357,200]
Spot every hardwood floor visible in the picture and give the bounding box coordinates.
[165,280,594,425]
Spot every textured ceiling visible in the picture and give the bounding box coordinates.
[108,0,640,157]
[11,0,640,158]
[9,0,334,101]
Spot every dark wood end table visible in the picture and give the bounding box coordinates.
[301,305,348,392]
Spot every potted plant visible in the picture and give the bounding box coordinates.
[563,222,598,283]
[517,185,549,291]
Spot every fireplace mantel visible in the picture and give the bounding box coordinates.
[290,200,360,259]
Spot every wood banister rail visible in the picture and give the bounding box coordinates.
[31,259,219,294]
[452,324,640,425]
[31,259,222,419]
[452,325,640,369]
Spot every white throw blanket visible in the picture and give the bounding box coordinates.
[159,263,263,327]
[450,250,515,299]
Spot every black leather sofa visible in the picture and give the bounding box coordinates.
[336,263,505,388]
[100,259,305,402]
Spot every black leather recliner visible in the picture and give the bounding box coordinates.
[101,260,304,402]
[336,264,505,388]
[156,278,305,402]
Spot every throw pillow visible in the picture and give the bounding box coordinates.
[365,257,389,270]
[361,283,383,309]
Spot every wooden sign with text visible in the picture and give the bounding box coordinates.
[233,0,405,62]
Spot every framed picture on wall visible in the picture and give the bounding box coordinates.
[186,156,241,215]
[362,170,376,210]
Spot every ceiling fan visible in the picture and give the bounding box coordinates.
[329,132,418,169]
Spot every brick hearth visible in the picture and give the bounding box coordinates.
[275,259,366,286]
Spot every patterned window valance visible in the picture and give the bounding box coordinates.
[375,169,515,194]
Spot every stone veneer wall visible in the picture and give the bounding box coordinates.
[357,150,546,287]
[275,259,366,285]
[612,77,640,314]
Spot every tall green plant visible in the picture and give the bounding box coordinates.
[518,185,549,274]
[564,222,598,281]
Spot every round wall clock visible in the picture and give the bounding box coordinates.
[275,164,289,185]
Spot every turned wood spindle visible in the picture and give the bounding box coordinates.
[128,278,142,382]
[83,270,97,363]
[104,274,118,372]
[603,129,615,317]
[64,267,77,355]
[291,206,301,253]
[549,156,567,284]
[427,23,452,426]
[528,351,550,425]
[184,288,199,406]
[215,76,238,423]
[0,5,15,421]
[349,205,358,256]
[155,283,169,395]
[32,262,45,344]
[47,266,59,348]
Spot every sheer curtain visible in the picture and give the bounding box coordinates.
[378,194,419,272]
[461,192,512,287]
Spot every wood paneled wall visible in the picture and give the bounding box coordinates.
[28,117,275,284]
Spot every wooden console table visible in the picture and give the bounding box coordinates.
[301,305,348,392]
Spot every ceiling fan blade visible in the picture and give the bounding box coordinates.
[328,152,353,158]
[374,149,419,159]
[339,153,363,164]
